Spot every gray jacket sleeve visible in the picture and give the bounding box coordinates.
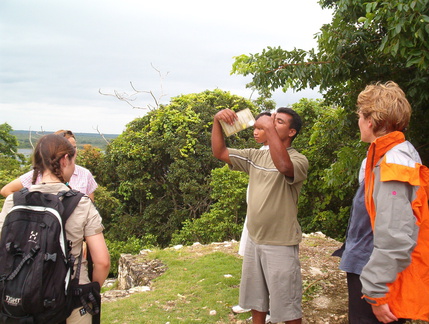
[360,168,419,298]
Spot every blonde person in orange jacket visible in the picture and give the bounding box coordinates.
[356,81,429,323]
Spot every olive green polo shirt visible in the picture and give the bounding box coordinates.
[228,147,308,245]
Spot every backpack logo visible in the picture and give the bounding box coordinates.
[5,295,21,307]
[28,231,38,243]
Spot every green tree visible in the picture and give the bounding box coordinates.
[0,123,28,205]
[171,165,249,245]
[103,90,260,246]
[291,98,367,239]
[231,0,429,162]
[0,123,24,160]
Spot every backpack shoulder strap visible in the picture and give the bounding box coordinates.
[58,189,85,222]
[12,187,30,205]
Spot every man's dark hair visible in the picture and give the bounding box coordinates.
[255,111,271,120]
[276,107,302,141]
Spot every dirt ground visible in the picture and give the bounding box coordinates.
[299,233,348,324]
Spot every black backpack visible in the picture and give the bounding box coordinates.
[0,188,84,324]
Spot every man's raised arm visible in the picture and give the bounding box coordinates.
[211,109,237,165]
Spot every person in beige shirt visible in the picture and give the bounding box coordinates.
[0,134,110,324]
[212,107,308,324]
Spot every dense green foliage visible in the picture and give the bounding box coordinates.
[100,90,260,246]
[0,123,28,206]
[292,99,367,238]
[231,0,429,163]
[0,124,21,159]
[171,165,249,245]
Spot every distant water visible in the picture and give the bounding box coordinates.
[18,148,33,157]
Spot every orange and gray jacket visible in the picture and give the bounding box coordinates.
[361,131,429,321]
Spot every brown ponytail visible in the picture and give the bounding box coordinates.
[31,134,76,184]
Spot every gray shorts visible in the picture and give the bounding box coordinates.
[239,236,302,323]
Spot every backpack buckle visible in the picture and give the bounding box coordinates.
[45,253,57,262]
[73,288,83,296]
[43,298,56,308]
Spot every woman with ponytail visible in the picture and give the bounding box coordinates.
[0,134,110,323]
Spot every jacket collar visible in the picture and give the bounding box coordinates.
[366,131,405,171]
[364,131,406,228]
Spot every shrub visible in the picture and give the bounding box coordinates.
[171,165,248,245]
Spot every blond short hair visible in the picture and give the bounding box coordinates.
[357,81,411,136]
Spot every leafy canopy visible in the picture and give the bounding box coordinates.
[0,123,21,159]
[0,123,28,206]
[231,0,429,161]
[292,98,367,239]
[102,90,260,246]
[171,165,249,245]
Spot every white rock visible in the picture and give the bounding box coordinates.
[129,286,150,293]
[309,267,324,276]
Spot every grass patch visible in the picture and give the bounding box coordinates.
[102,247,249,323]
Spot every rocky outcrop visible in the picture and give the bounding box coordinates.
[102,250,167,302]
[117,252,166,290]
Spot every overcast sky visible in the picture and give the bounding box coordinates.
[0,0,333,134]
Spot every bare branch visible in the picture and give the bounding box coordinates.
[98,63,169,111]
[150,62,169,103]
[26,127,47,150]
[93,126,110,145]
[99,86,153,110]
[28,127,35,150]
